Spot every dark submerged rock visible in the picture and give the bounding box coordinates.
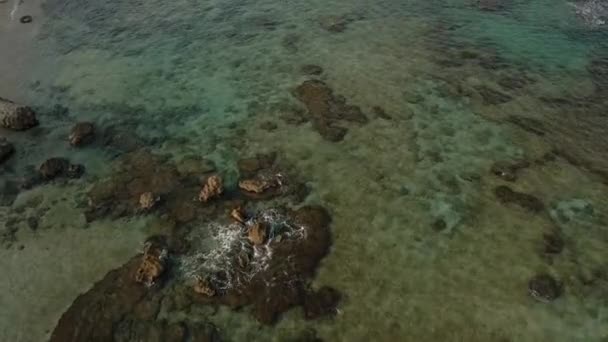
[528,274,562,302]
[0,97,39,131]
[494,185,545,213]
[490,159,530,181]
[20,15,33,24]
[293,80,368,142]
[372,106,392,120]
[303,286,342,319]
[39,158,83,180]
[474,85,513,105]
[506,115,546,136]
[69,122,95,147]
[50,256,221,342]
[259,121,278,131]
[0,138,15,164]
[542,231,564,254]
[301,64,324,76]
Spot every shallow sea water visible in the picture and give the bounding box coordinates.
[1,0,608,341]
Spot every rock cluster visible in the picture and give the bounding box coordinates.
[293,80,368,142]
[0,97,39,131]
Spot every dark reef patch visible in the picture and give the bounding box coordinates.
[494,185,545,213]
[293,80,368,142]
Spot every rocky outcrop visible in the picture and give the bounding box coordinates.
[86,150,185,221]
[0,138,15,164]
[50,254,221,342]
[135,237,168,287]
[69,122,95,147]
[198,175,224,202]
[0,97,38,131]
[293,80,368,142]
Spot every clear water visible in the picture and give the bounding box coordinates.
[1,0,608,340]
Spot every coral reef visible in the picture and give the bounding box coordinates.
[50,255,221,342]
[293,80,368,142]
[0,97,39,131]
[198,175,224,203]
[69,122,95,147]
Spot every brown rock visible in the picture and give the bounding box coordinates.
[69,122,95,147]
[239,178,276,194]
[301,64,324,76]
[139,192,159,211]
[494,185,545,213]
[198,175,224,202]
[230,206,247,224]
[0,97,38,131]
[134,238,168,287]
[319,15,350,33]
[247,222,268,245]
[193,276,216,297]
[0,138,15,164]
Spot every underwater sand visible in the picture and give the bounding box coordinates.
[1,0,608,341]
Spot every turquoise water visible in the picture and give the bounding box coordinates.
[1,0,608,341]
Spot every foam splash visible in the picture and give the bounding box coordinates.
[177,209,306,291]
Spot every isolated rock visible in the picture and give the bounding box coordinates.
[0,97,38,130]
[528,274,562,302]
[69,122,95,147]
[139,192,159,211]
[0,138,15,164]
[230,206,247,224]
[247,221,268,245]
[199,175,224,202]
[193,276,216,297]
